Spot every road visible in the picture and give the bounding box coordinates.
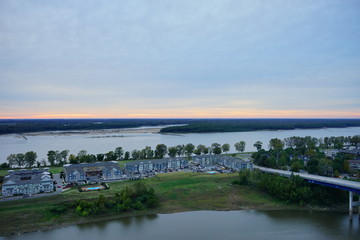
[255,166,360,194]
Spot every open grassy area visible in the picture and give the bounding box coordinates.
[0,172,291,236]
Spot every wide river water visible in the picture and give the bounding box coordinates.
[0,126,359,163]
[1,210,359,240]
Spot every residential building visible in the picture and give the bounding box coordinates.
[348,160,360,171]
[125,157,189,174]
[192,155,253,171]
[2,168,54,197]
[64,161,123,183]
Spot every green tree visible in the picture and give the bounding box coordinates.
[47,150,56,166]
[7,154,17,168]
[115,147,124,160]
[168,147,178,158]
[176,145,185,157]
[124,151,130,160]
[105,151,116,161]
[144,146,154,159]
[269,138,284,163]
[237,170,251,185]
[253,141,263,151]
[221,143,230,154]
[96,153,105,162]
[184,143,195,158]
[203,147,210,154]
[211,143,222,155]
[234,141,246,153]
[156,144,168,158]
[69,154,78,164]
[195,144,206,155]
[24,151,37,167]
[131,150,140,160]
[15,153,25,167]
[60,150,69,164]
[307,159,319,174]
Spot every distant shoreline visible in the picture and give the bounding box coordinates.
[1,119,360,135]
[23,127,163,136]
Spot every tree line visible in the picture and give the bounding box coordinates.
[50,182,159,217]
[252,135,360,177]
[234,170,347,206]
[3,141,247,168]
[3,134,359,170]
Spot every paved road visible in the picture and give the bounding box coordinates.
[255,166,360,193]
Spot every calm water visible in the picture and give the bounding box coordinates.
[2,210,359,240]
[0,127,359,163]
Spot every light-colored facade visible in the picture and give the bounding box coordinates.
[348,160,360,171]
[125,157,189,174]
[192,155,253,171]
[2,168,54,197]
[64,161,123,183]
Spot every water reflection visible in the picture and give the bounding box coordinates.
[1,211,359,240]
[259,210,360,239]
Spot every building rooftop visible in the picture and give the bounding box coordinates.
[3,168,52,186]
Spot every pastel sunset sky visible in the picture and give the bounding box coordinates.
[1,0,359,119]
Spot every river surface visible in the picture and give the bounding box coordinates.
[1,210,359,240]
[0,127,359,163]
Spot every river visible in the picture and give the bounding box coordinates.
[1,210,359,240]
[0,127,359,163]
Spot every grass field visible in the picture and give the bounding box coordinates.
[0,172,288,236]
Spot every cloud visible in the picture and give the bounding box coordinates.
[0,0,359,118]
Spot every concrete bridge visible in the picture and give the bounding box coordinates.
[255,166,360,221]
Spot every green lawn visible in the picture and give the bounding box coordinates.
[0,172,288,236]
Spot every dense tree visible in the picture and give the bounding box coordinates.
[105,151,117,161]
[234,141,246,153]
[221,143,230,154]
[7,154,18,168]
[15,153,25,168]
[253,141,263,151]
[47,150,56,166]
[69,154,78,164]
[77,150,88,163]
[168,147,178,158]
[115,147,124,160]
[155,144,168,158]
[211,143,222,155]
[24,151,37,167]
[144,146,154,159]
[195,144,206,155]
[184,143,195,158]
[306,159,319,174]
[124,151,130,160]
[96,153,105,162]
[176,145,185,157]
[131,150,141,160]
[60,150,69,164]
[203,147,210,154]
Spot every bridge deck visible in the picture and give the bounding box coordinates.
[255,166,360,194]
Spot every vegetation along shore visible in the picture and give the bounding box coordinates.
[0,171,349,236]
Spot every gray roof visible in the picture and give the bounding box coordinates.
[125,157,187,166]
[193,154,251,164]
[64,161,121,172]
[3,169,52,186]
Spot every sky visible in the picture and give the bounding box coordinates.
[0,0,359,119]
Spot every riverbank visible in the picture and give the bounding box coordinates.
[14,127,164,137]
[0,172,347,236]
